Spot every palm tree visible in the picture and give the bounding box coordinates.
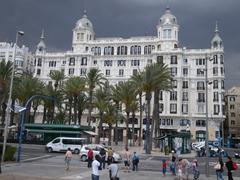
[48,70,65,91]
[86,68,106,126]
[131,72,144,146]
[130,101,139,146]
[93,87,109,144]
[140,63,172,154]
[64,76,86,125]
[0,60,12,125]
[116,81,137,148]
[77,92,88,125]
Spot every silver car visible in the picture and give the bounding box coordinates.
[79,144,122,162]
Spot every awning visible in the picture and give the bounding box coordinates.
[84,131,98,136]
[26,129,82,134]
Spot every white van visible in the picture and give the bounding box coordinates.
[46,137,86,154]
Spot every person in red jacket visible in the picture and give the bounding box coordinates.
[88,148,94,168]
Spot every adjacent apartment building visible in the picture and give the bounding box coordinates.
[0,42,34,74]
[34,8,225,141]
[224,86,240,145]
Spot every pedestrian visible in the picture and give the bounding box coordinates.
[65,148,72,171]
[192,159,200,180]
[108,159,120,180]
[181,158,190,179]
[162,159,167,176]
[214,158,224,180]
[132,151,139,171]
[107,147,113,165]
[225,156,234,180]
[124,147,131,172]
[92,154,101,180]
[88,148,94,168]
[170,152,177,176]
[177,159,184,180]
[100,147,106,169]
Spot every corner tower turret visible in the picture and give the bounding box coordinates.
[211,22,223,49]
[156,7,179,50]
[72,10,95,52]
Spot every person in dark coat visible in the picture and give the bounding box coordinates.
[225,156,234,180]
[100,148,106,169]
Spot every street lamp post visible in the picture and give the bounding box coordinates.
[1,31,24,165]
[205,55,213,177]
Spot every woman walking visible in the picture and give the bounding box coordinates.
[225,156,234,180]
[214,158,224,180]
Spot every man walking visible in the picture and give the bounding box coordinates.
[92,154,101,180]
[88,148,94,168]
[132,151,139,171]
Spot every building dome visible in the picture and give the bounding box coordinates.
[159,7,178,25]
[75,11,93,30]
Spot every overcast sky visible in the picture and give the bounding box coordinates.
[0,0,240,89]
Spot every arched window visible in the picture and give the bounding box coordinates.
[157,44,161,50]
[174,44,178,49]
[117,46,128,55]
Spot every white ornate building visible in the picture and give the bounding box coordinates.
[34,8,225,141]
[0,42,34,74]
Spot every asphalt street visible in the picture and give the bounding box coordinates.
[2,143,239,179]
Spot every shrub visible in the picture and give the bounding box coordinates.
[3,145,17,161]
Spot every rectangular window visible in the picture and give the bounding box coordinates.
[213,67,218,75]
[69,57,75,66]
[160,91,163,100]
[131,60,140,66]
[118,60,126,66]
[183,59,188,64]
[213,55,218,64]
[182,104,188,114]
[182,92,188,101]
[213,92,219,102]
[36,69,41,75]
[104,60,112,66]
[80,68,87,75]
[198,104,205,113]
[213,80,218,89]
[230,104,235,110]
[81,57,87,65]
[119,69,124,76]
[183,68,188,76]
[69,68,74,75]
[132,69,138,76]
[170,67,177,76]
[197,69,204,76]
[231,112,235,117]
[170,91,177,101]
[171,80,177,88]
[105,69,110,76]
[170,103,177,114]
[182,81,188,89]
[171,55,177,64]
[157,56,163,64]
[214,104,220,115]
[197,81,205,90]
[159,103,164,113]
[198,93,205,102]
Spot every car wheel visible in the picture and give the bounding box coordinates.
[81,155,87,162]
[74,148,80,154]
[47,147,53,153]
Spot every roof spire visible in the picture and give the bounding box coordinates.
[40,29,45,40]
[215,21,219,33]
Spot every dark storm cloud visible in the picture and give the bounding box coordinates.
[0,0,240,88]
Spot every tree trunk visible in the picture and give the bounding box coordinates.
[138,92,143,146]
[10,99,15,125]
[68,98,72,125]
[42,105,46,124]
[114,117,118,145]
[145,93,151,154]
[108,124,112,146]
[152,90,160,149]
[131,112,135,147]
[73,95,77,125]
[97,111,103,144]
[125,112,130,148]
[87,90,93,126]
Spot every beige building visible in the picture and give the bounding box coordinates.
[225,86,240,144]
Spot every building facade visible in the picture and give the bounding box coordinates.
[224,86,240,145]
[0,42,34,74]
[34,8,225,141]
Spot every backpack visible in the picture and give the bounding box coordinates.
[233,162,238,170]
[133,155,139,163]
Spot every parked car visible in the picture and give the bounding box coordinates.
[46,137,87,154]
[79,144,122,162]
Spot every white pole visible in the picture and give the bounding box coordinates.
[1,31,23,164]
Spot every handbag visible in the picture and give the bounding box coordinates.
[214,163,221,170]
